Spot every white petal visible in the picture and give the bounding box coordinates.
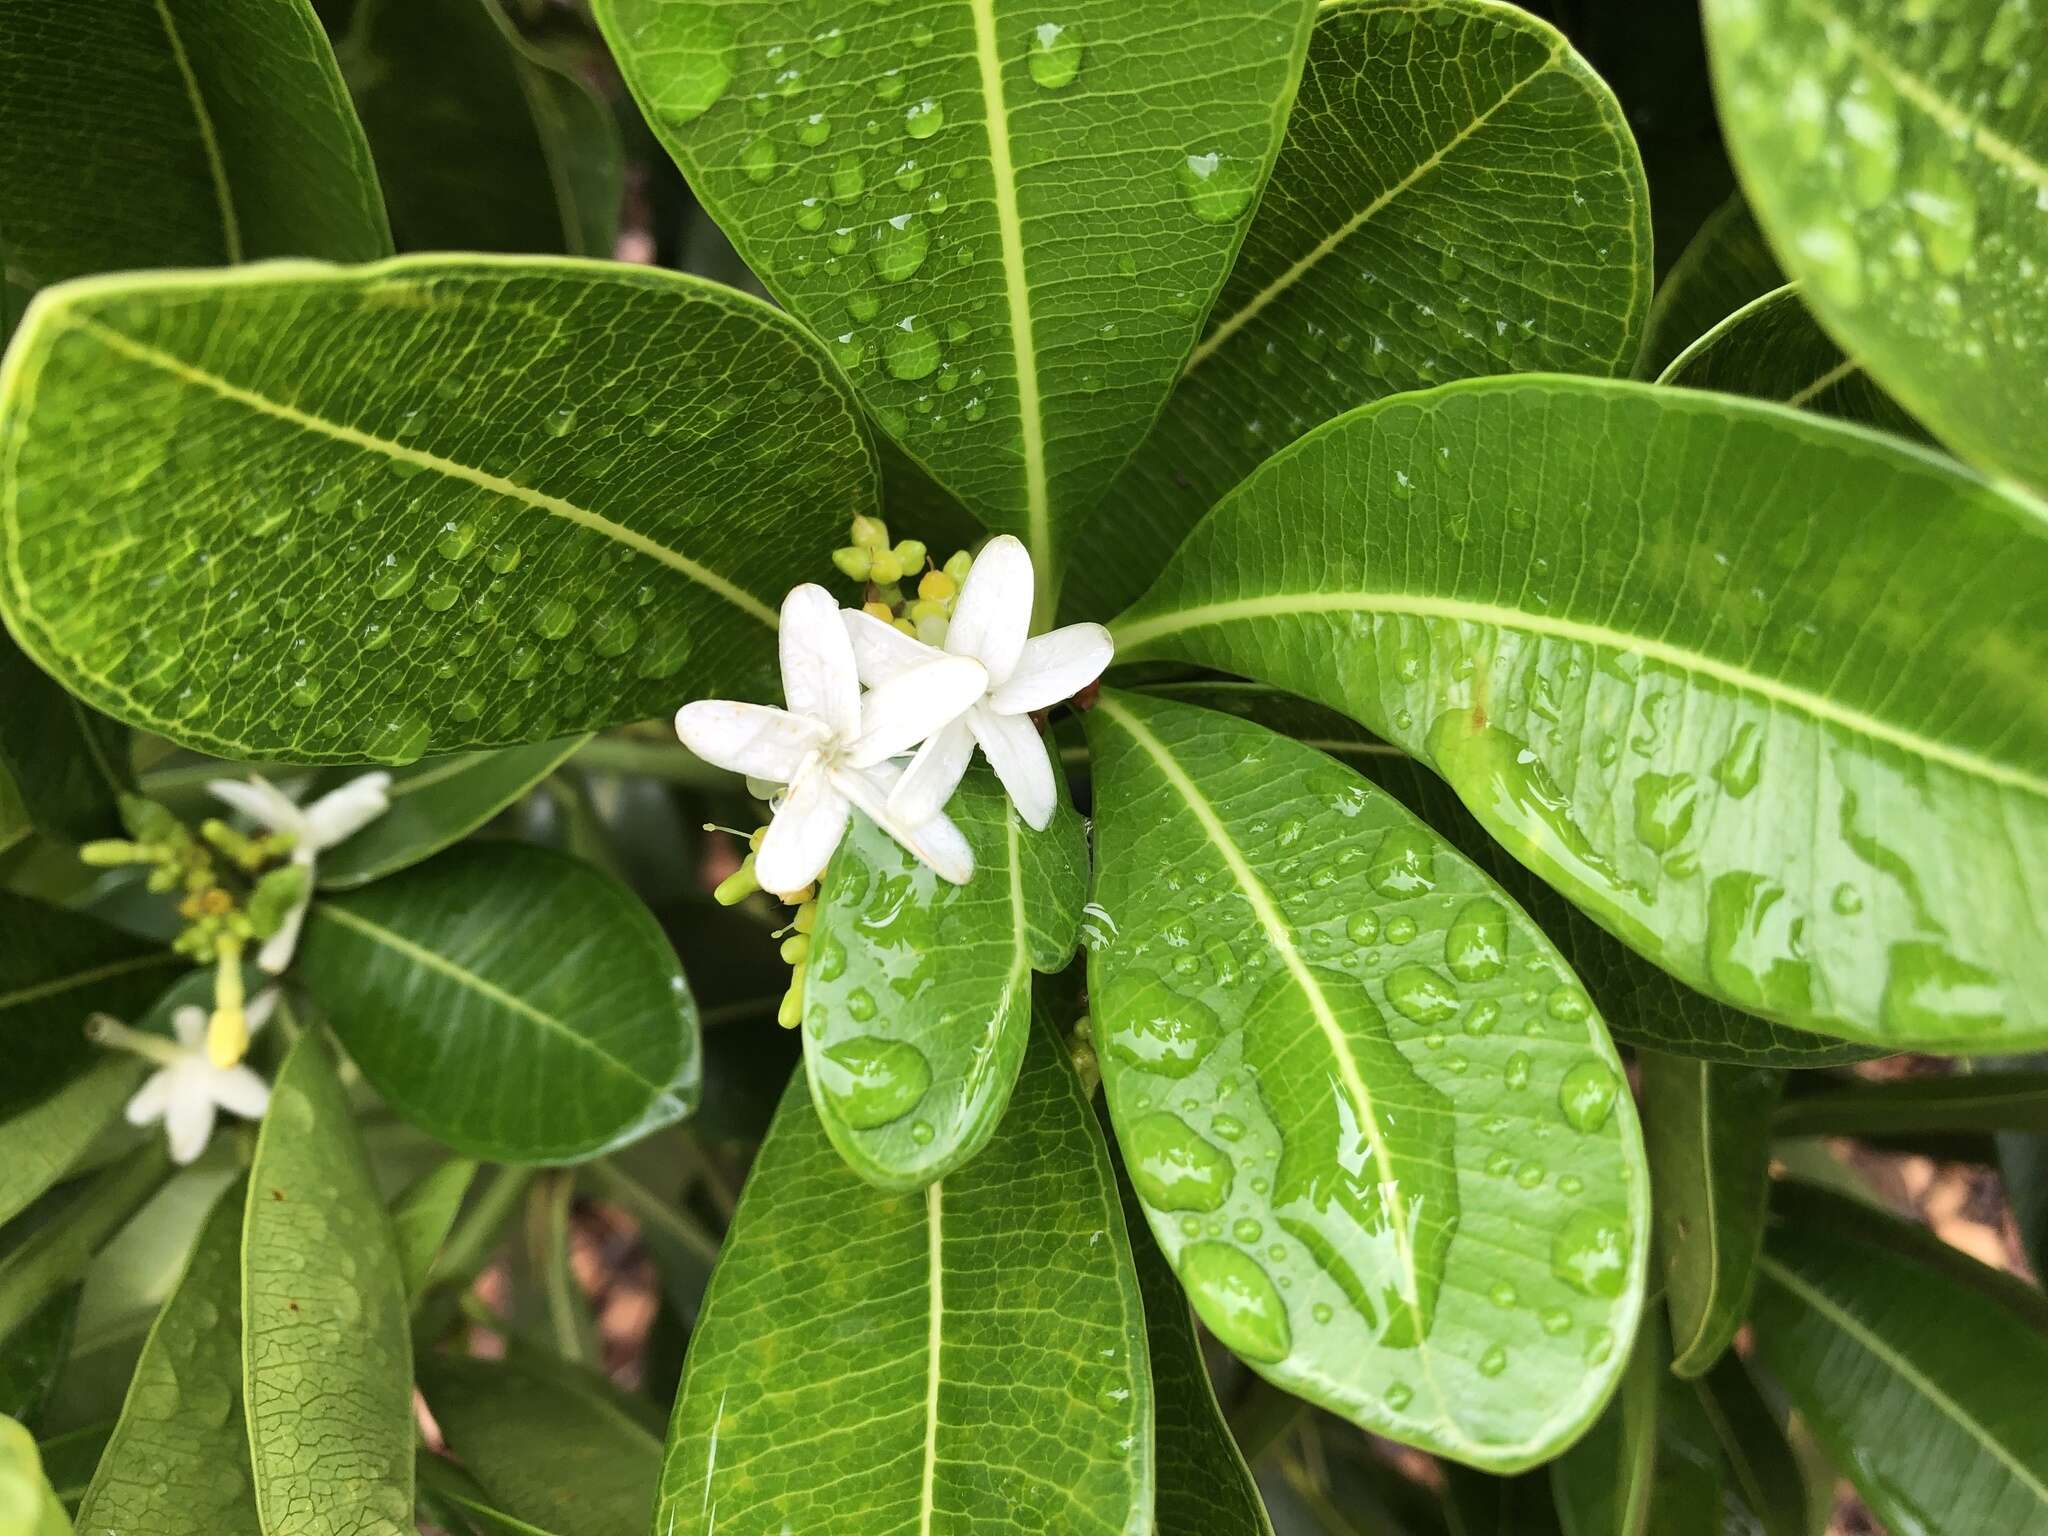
[163,1079,218,1165]
[208,1065,272,1121]
[845,657,988,769]
[257,896,310,975]
[836,766,974,885]
[302,772,392,848]
[842,607,942,686]
[889,716,976,825]
[124,1070,175,1126]
[675,700,830,781]
[244,988,280,1037]
[945,535,1033,684]
[207,776,306,836]
[171,1004,208,1050]
[988,623,1114,716]
[779,583,861,740]
[754,767,851,897]
[971,708,1057,831]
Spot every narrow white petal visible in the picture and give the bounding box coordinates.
[208,1065,272,1121]
[171,1004,208,1050]
[674,700,830,780]
[889,716,976,825]
[754,768,851,897]
[243,987,281,1037]
[207,776,306,837]
[945,535,1033,684]
[164,1080,218,1165]
[971,708,1057,831]
[257,897,310,975]
[837,767,975,885]
[779,583,861,739]
[988,623,1114,716]
[302,772,393,847]
[124,1071,174,1126]
[842,607,943,686]
[845,657,988,769]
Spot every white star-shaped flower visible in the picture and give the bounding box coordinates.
[676,584,987,897]
[92,990,278,1165]
[842,535,1112,831]
[207,771,392,973]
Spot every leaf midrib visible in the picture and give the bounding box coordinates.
[53,316,780,630]
[0,951,179,1011]
[151,0,243,264]
[1113,589,2048,799]
[919,1180,944,1536]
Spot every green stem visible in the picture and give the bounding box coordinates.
[0,1144,171,1340]
[529,1170,595,1366]
[425,1165,536,1297]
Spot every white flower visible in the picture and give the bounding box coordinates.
[675,584,988,897]
[93,991,278,1165]
[207,770,392,973]
[842,535,1112,831]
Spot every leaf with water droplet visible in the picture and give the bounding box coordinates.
[804,765,1087,1189]
[1086,691,1646,1469]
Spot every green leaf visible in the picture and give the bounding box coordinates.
[0,0,388,332]
[803,763,1085,1188]
[0,1418,72,1536]
[0,258,874,763]
[594,0,1317,614]
[419,1355,659,1536]
[344,0,623,255]
[0,1289,78,1428]
[1109,1110,1271,1536]
[1776,1072,2048,1138]
[1112,375,2048,1051]
[1642,1053,1781,1378]
[34,1424,112,1513]
[0,639,128,845]
[1690,1352,1809,1536]
[418,1460,565,1536]
[1548,1316,1661,1536]
[314,738,585,889]
[390,1159,476,1299]
[1702,0,2048,495]
[1635,195,1782,378]
[0,1060,144,1233]
[1064,0,1652,622]
[242,1036,412,1534]
[1441,1467,1563,1536]
[0,896,180,1121]
[301,843,700,1163]
[1083,691,1648,1471]
[1148,683,1877,1068]
[74,1178,256,1535]
[1659,284,1924,440]
[1751,1181,2048,1536]
[654,1012,1151,1536]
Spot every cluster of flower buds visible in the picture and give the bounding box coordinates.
[833,513,977,647]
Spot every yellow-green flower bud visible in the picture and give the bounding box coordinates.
[777,963,807,1029]
[892,617,918,638]
[793,900,819,935]
[892,539,927,572]
[207,939,249,1067]
[850,513,890,550]
[943,549,974,585]
[713,853,761,906]
[917,568,958,603]
[79,838,149,866]
[862,599,896,622]
[780,933,810,964]
[831,545,872,581]
[909,598,947,624]
[868,549,904,585]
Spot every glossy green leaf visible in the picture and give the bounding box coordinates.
[0,0,388,333]
[1109,1111,1271,1536]
[301,843,700,1162]
[803,764,1086,1188]
[1147,683,1877,1068]
[1112,376,2048,1051]
[654,1014,1151,1536]
[1691,1352,1809,1536]
[74,1178,256,1535]
[1777,1072,2048,1138]
[1441,1468,1563,1536]
[1635,195,1782,378]
[1751,1181,2048,1536]
[1084,691,1648,1471]
[1549,1317,1661,1536]
[390,1159,476,1299]
[0,1290,78,1428]
[314,738,585,889]
[0,1060,144,1233]
[344,0,623,255]
[0,258,872,763]
[0,1418,71,1536]
[1703,0,2048,494]
[419,1355,658,1536]
[242,1036,412,1535]
[1660,285,1923,439]
[0,639,128,845]
[1641,1052,1781,1378]
[1065,0,1651,622]
[595,0,1316,614]
[0,895,180,1121]
[418,1462,564,1536]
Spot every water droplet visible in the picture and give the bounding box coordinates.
[1368,827,1436,896]
[1465,1000,1500,1036]
[1558,1061,1620,1133]
[1707,872,1813,1015]
[813,24,847,58]
[1540,1307,1572,1336]
[1714,723,1763,797]
[1179,1243,1290,1363]
[435,520,477,561]
[903,98,944,139]
[1384,1382,1413,1410]
[647,15,734,126]
[1551,1208,1631,1297]
[797,112,832,147]
[541,404,577,437]
[530,597,577,640]
[1177,151,1256,224]
[1478,1344,1508,1377]
[1632,772,1698,853]
[1545,985,1590,1024]
[883,315,941,380]
[831,155,866,204]
[1881,942,2004,1038]
[487,541,522,575]
[587,610,639,658]
[420,577,460,612]
[1906,160,1978,276]
[817,1035,932,1129]
[1503,1051,1531,1090]
[363,709,430,765]
[1385,914,1417,945]
[845,987,878,1022]
[741,137,778,183]
[870,211,930,282]
[1515,1160,1545,1189]
[1384,963,1460,1025]
[289,676,323,708]
[1489,1280,1518,1308]
[910,1119,935,1145]
[1345,911,1380,946]
[1127,1111,1234,1211]
[1232,1217,1264,1244]
[369,553,418,601]
[1444,898,1506,980]
[1026,21,1084,89]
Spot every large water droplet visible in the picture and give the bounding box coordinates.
[1177,151,1256,224]
[870,212,930,282]
[1102,975,1222,1078]
[1179,1242,1291,1363]
[1384,963,1460,1025]
[369,553,418,601]
[1706,872,1813,1015]
[1026,21,1084,89]
[1444,898,1506,980]
[1558,1060,1620,1133]
[1714,722,1763,797]
[883,315,941,380]
[1126,1111,1234,1211]
[647,16,735,127]
[903,98,945,139]
[1632,772,1697,853]
[588,610,639,658]
[530,597,577,640]
[817,1035,932,1129]
[1368,826,1436,896]
[1551,1208,1630,1297]
[741,137,778,183]
[1880,941,2004,1038]
[362,709,430,765]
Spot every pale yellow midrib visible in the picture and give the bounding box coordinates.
[1112,590,2048,800]
[0,952,176,1011]
[152,0,242,263]
[1785,356,1862,408]
[918,1181,945,1536]
[1757,1253,2048,1504]
[1184,44,1567,376]
[967,0,1052,606]
[67,317,779,629]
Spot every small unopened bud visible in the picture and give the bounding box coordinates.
[713,854,761,906]
[777,963,807,1029]
[831,546,872,581]
[792,900,819,935]
[892,539,927,572]
[79,838,149,867]
[892,617,918,638]
[942,549,974,585]
[917,569,957,602]
[780,933,811,964]
[868,549,904,585]
[849,514,889,550]
[862,599,896,622]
